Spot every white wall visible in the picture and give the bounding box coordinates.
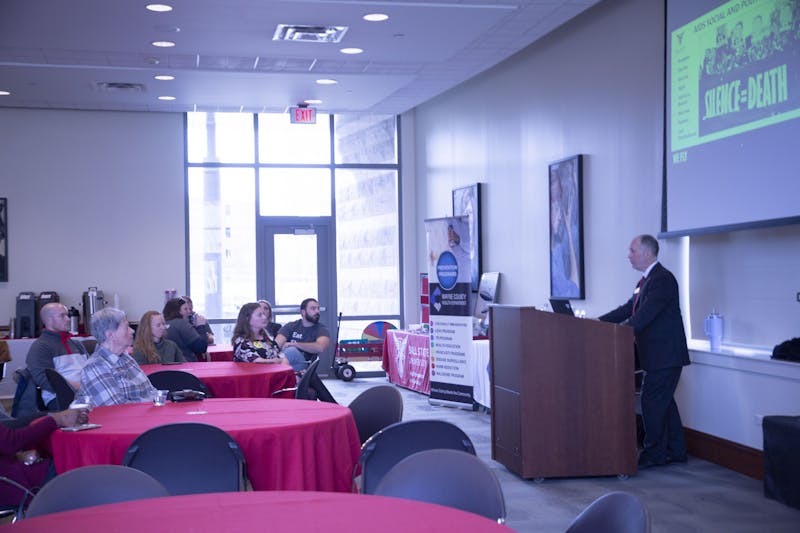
[406,0,799,450]
[410,0,664,315]
[0,108,186,327]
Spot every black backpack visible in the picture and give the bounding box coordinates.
[11,368,46,418]
[772,338,800,363]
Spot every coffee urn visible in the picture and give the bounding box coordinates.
[82,287,105,331]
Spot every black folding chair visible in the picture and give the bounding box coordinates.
[147,370,211,397]
[122,422,246,495]
[566,491,651,533]
[44,368,75,411]
[0,476,35,522]
[374,449,506,523]
[348,385,403,444]
[25,465,169,518]
[272,358,322,400]
[357,419,476,494]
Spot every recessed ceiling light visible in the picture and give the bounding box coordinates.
[157,95,176,101]
[340,47,363,55]
[304,99,322,105]
[151,40,176,48]
[316,79,337,85]
[363,13,389,22]
[146,4,173,12]
[0,90,10,96]
[154,74,175,81]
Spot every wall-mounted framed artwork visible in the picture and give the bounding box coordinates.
[0,198,7,282]
[549,155,584,299]
[452,183,482,292]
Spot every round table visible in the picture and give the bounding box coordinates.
[9,491,511,532]
[49,398,360,492]
[141,361,295,398]
[207,344,234,361]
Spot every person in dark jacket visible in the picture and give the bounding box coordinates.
[162,298,208,362]
[599,234,690,468]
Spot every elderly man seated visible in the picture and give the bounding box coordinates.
[79,308,157,407]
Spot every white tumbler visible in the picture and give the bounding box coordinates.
[704,312,723,352]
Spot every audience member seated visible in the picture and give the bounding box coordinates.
[0,408,87,509]
[25,303,89,410]
[232,303,289,365]
[181,295,215,345]
[162,298,208,363]
[257,299,282,338]
[275,298,330,372]
[79,308,157,407]
[131,311,186,365]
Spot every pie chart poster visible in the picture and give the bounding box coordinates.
[425,216,473,408]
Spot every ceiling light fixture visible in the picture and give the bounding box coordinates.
[316,79,337,85]
[157,95,176,101]
[0,90,10,96]
[151,40,176,48]
[363,13,389,22]
[146,4,173,12]
[154,74,175,81]
[340,47,363,55]
[304,99,322,105]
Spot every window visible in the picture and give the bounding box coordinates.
[186,112,401,335]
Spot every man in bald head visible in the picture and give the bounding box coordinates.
[25,302,89,410]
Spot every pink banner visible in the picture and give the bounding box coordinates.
[382,330,430,394]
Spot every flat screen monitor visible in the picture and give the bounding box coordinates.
[549,299,574,317]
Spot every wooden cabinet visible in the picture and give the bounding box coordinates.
[489,306,637,478]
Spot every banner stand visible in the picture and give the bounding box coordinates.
[425,216,474,410]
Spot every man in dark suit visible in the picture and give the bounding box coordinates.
[599,234,690,468]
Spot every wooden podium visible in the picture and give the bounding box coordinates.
[489,305,637,479]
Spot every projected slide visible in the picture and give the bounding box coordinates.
[666,0,800,234]
[671,0,799,151]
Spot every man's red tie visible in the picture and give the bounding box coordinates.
[632,276,645,314]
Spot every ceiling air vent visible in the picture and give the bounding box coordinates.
[94,82,146,93]
[273,24,348,43]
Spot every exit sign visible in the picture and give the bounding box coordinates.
[290,106,316,124]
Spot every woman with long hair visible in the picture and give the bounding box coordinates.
[132,310,185,365]
[163,297,208,362]
[231,302,289,365]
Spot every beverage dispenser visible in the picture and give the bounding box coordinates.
[82,287,105,333]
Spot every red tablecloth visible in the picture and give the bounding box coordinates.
[48,398,361,492]
[382,330,431,394]
[207,344,234,361]
[5,491,510,532]
[142,362,295,398]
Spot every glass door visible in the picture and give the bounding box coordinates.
[258,221,337,374]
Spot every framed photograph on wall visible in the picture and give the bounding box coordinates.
[452,183,482,291]
[549,155,584,299]
[0,198,7,282]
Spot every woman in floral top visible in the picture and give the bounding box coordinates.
[232,302,290,365]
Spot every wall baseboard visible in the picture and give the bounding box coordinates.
[684,428,763,480]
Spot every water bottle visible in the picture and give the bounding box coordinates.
[703,311,723,352]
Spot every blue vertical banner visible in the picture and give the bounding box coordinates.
[425,216,474,409]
